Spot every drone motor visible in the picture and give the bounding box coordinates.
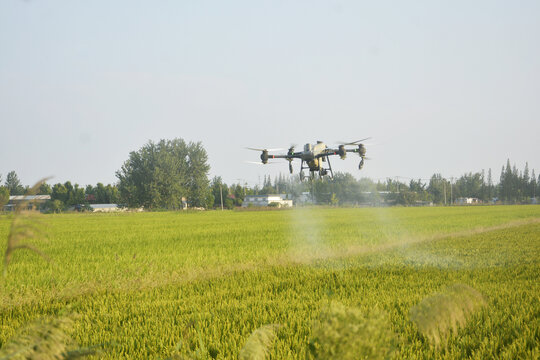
[260,150,269,164]
[338,145,347,159]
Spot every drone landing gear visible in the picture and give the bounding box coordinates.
[299,157,334,181]
[320,155,334,179]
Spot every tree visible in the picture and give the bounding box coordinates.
[409,179,429,202]
[210,177,228,209]
[5,171,25,195]
[51,183,68,205]
[232,184,245,207]
[0,186,9,209]
[49,199,64,213]
[427,174,449,205]
[116,139,210,209]
[396,190,417,206]
[39,183,52,195]
[531,169,537,199]
[186,142,211,207]
[487,168,494,201]
[523,163,530,198]
[454,172,483,199]
[205,192,215,209]
[332,172,361,205]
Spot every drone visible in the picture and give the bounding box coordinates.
[247,138,369,180]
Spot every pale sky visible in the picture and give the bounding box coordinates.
[1,1,539,187]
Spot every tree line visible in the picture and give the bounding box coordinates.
[0,139,210,211]
[229,160,538,206]
[0,137,538,211]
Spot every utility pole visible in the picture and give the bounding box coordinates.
[450,177,454,205]
[443,180,447,205]
[220,184,224,211]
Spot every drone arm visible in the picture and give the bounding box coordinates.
[271,153,303,160]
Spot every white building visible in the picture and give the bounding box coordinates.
[89,204,123,212]
[4,195,51,211]
[242,194,293,208]
[455,197,481,205]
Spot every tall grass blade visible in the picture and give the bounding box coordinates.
[308,302,398,360]
[0,315,96,359]
[239,324,280,360]
[409,283,486,346]
[3,177,51,277]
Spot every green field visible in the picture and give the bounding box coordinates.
[1,206,539,359]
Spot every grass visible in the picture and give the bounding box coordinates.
[0,205,539,358]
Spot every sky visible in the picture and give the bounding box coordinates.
[1,0,539,188]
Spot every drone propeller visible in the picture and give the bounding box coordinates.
[336,137,372,146]
[245,147,285,152]
[287,144,296,156]
[244,161,280,165]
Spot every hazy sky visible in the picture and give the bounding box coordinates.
[1,1,539,187]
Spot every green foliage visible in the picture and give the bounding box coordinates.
[39,183,52,195]
[84,183,119,204]
[4,171,25,196]
[329,193,339,206]
[210,177,235,209]
[116,139,210,209]
[186,142,210,208]
[308,302,397,359]
[0,186,9,209]
[49,182,86,210]
[395,190,417,206]
[498,159,537,203]
[47,199,64,213]
[205,193,215,210]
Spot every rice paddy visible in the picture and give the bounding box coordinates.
[0,205,539,358]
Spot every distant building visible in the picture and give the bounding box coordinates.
[89,204,123,212]
[455,197,481,205]
[242,194,293,208]
[3,195,51,211]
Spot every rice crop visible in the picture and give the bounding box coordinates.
[0,205,538,358]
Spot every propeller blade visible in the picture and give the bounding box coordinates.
[245,147,285,152]
[336,137,372,145]
[244,161,280,165]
